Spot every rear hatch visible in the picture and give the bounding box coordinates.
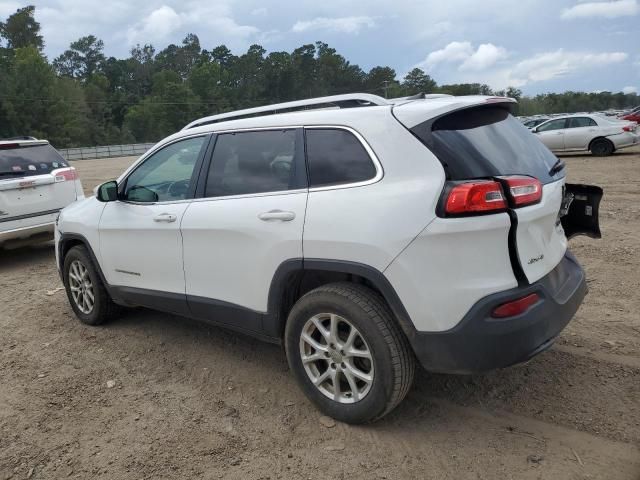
[394,99,600,284]
[0,141,78,225]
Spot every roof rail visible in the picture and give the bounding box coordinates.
[388,93,454,103]
[183,93,389,130]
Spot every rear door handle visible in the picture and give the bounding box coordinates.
[258,210,296,222]
[153,213,177,223]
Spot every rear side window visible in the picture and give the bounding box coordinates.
[568,117,597,128]
[0,144,68,178]
[305,129,377,188]
[205,129,305,197]
[412,106,563,184]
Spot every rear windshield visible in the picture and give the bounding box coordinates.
[412,106,563,184]
[0,144,68,178]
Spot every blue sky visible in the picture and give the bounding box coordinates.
[2,0,638,95]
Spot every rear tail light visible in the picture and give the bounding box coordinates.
[441,176,542,217]
[54,168,77,182]
[491,293,540,318]
[444,181,507,216]
[502,176,542,207]
[0,143,19,150]
[622,125,635,132]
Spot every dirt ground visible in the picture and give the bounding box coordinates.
[1,147,639,480]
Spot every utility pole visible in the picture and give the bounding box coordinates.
[383,80,389,99]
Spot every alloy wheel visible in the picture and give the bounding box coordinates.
[299,313,374,404]
[68,260,94,314]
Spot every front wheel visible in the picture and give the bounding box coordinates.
[63,245,120,325]
[285,283,415,424]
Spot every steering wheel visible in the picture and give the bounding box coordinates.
[167,179,190,198]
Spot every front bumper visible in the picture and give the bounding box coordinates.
[410,251,587,374]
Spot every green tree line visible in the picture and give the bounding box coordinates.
[1,6,638,148]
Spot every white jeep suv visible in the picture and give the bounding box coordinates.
[55,94,601,423]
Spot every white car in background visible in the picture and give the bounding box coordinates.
[532,114,639,156]
[0,138,84,249]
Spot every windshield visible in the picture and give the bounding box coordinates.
[412,106,564,184]
[0,144,68,177]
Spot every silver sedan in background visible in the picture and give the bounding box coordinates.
[532,114,639,156]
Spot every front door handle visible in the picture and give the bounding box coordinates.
[258,210,296,222]
[154,213,177,223]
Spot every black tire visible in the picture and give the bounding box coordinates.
[590,138,614,156]
[62,245,120,325]
[285,282,415,424]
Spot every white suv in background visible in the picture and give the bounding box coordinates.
[533,113,638,156]
[55,94,602,423]
[1,138,83,249]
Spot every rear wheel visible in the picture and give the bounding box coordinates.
[590,138,614,156]
[63,246,120,325]
[285,283,415,424]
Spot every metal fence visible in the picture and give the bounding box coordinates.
[58,143,156,161]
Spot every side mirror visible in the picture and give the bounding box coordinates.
[96,181,118,202]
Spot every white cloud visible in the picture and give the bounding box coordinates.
[420,41,474,68]
[622,86,638,94]
[460,44,508,71]
[292,16,376,34]
[127,5,181,44]
[126,3,259,47]
[0,2,21,18]
[419,41,507,71]
[561,0,639,19]
[470,49,629,89]
[510,50,628,84]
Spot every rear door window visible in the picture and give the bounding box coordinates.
[204,129,305,197]
[0,143,68,178]
[305,128,377,188]
[411,106,563,184]
[568,117,597,128]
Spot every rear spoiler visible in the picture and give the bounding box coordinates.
[392,96,517,130]
[0,140,49,150]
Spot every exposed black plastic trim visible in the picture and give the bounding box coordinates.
[561,183,603,239]
[0,208,60,224]
[506,209,528,286]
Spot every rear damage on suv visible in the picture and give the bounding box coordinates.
[387,98,602,373]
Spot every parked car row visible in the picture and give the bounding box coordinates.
[532,114,639,156]
[620,105,640,123]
